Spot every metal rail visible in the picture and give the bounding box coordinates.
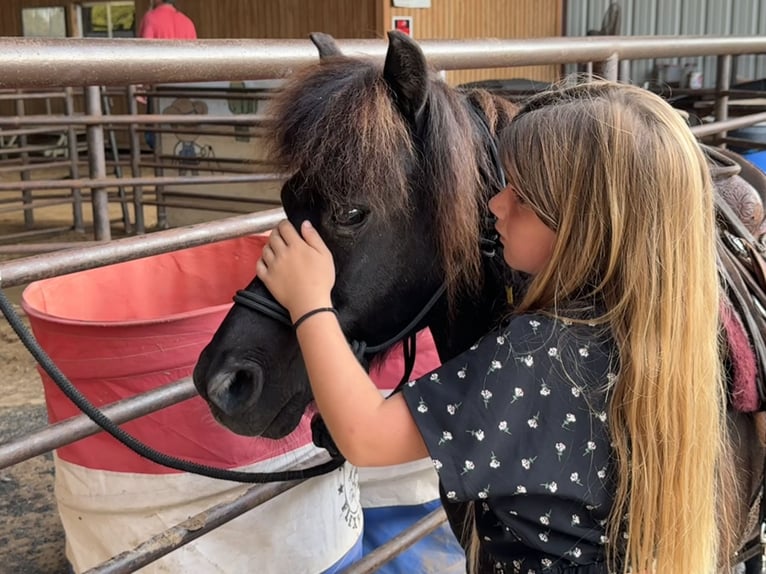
[339,508,448,574]
[0,172,285,192]
[0,208,284,287]
[0,378,196,470]
[3,36,766,88]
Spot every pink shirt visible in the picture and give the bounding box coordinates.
[139,3,197,39]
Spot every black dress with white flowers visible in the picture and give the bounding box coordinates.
[401,312,618,574]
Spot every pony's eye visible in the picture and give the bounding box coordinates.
[333,208,367,227]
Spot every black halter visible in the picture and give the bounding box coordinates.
[233,282,446,387]
[233,283,447,458]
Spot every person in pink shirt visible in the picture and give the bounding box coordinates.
[137,0,197,147]
[138,0,197,40]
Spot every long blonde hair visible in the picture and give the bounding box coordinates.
[498,81,730,573]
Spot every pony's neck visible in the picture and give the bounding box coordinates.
[428,253,513,361]
[427,91,520,361]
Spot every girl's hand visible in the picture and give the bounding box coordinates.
[256,220,336,321]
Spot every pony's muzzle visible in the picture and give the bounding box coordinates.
[204,366,264,418]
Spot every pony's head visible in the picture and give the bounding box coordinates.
[193,31,517,437]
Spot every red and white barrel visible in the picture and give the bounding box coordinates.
[22,235,361,573]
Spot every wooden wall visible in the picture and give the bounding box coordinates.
[134,0,380,39]
[383,0,564,85]
[0,0,78,38]
[0,0,381,39]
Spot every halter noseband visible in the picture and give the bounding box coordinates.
[233,282,446,386]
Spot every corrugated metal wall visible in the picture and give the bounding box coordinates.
[565,0,766,87]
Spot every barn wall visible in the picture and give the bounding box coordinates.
[134,0,379,39]
[383,0,564,85]
[0,1,379,39]
[0,0,77,38]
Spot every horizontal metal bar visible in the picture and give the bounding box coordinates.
[150,155,270,166]
[0,172,286,192]
[340,508,448,574]
[0,125,77,138]
[0,91,67,100]
[162,190,281,204]
[0,378,196,470]
[1,142,68,155]
[0,160,73,174]
[3,36,766,89]
[141,200,260,214]
[0,192,75,202]
[0,113,268,127]
[0,225,73,243]
[690,111,766,137]
[84,469,312,574]
[0,197,75,214]
[0,208,284,287]
[0,242,100,254]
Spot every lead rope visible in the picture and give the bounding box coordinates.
[0,287,344,483]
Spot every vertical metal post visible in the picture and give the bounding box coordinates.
[15,93,33,228]
[619,59,631,83]
[148,86,168,229]
[85,85,111,241]
[714,54,732,146]
[127,85,145,234]
[65,87,84,232]
[101,88,132,234]
[602,54,619,81]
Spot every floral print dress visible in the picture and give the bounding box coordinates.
[401,312,618,574]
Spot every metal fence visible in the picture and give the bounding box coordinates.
[0,82,282,247]
[2,34,766,573]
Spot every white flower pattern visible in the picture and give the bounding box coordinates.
[399,311,616,572]
[446,402,460,415]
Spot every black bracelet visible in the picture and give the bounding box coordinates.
[293,307,339,330]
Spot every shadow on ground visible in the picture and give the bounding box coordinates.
[0,404,68,574]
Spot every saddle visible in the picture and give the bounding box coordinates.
[706,145,766,412]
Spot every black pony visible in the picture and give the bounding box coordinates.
[193,31,766,567]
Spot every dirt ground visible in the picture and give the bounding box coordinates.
[0,192,159,574]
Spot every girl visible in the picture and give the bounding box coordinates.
[255,81,729,574]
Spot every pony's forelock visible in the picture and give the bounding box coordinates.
[268,59,412,217]
[268,57,517,300]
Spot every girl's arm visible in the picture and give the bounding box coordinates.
[257,220,428,467]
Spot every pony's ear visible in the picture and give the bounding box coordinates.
[383,30,428,124]
[310,32,343,59]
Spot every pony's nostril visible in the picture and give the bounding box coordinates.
[230,369,259,404]
[206,366,264,417]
